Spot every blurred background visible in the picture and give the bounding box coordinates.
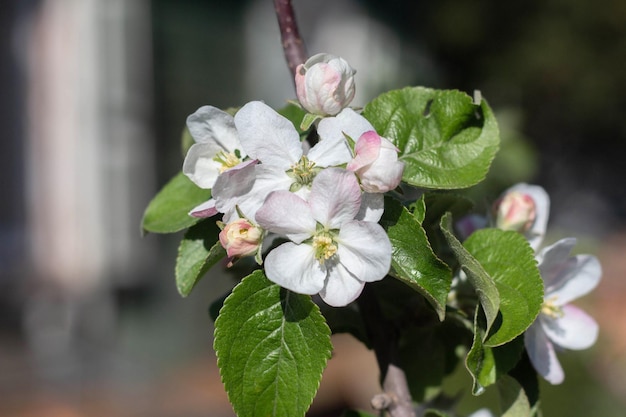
[1,0,625,416]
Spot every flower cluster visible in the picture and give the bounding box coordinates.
[494,184,601,384]
[181,54,402,307]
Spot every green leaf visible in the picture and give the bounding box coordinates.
[175,220,225,297]
[363,86,499,189]
[440,213,500,335]
[464,229,543,347]
[380,197,452,321]
[214,271,332,417]
[142,171,211,234]
[498,375,532,417]
[465,307,525,395]
[278,102,307,135]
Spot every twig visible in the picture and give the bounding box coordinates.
[273,0,307,84]
[358,286,416,417]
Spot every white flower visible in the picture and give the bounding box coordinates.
[495,183,550,250]
[233,100,352,201]
[318,108,404,193]
[183,106,246,189]
[524,238,601,384]
[255,168,391,307]
[295,53,356,116]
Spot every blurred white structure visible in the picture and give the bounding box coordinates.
[22,0,156,378]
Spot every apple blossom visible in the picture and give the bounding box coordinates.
[255,168,391,307]
[318,108,404,193]
[234,101,352,198]
[183,106,246,189]
[524,238,601,384]
[295,53,356,116]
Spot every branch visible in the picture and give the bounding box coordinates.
[358,286,416,417]
[273,0,307,84]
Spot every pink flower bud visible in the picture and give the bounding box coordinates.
[494,191,537,233]
[347,131,404,193]
[218,219,263,261]
[295,53,356,116]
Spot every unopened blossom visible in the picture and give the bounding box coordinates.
[524,238,601,384]
[219,218,263,266]
[183,106,246,189]
[494,191,536,233]
[295,53,356,116]
[318,108,404,193]
[494,183,549,250]
[347,130,404,193]
[255,168,391,307]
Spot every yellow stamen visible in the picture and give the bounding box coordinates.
[213,151,241,173]
[312,234,337,263]
[541,296,564,319]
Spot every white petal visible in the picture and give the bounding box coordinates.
[235,101,301,169]
[524,322,564,384]
[186,106,240,151]
[306,133,352,167]
[309,168,361,228]
[356,193,384,222]
[317,108,374,143]
[188,199,218,218]
[182,142,225,189]
[264,243,326,294]
[503,183,550,250]
[538,238,602,304]
[540,304,599,350]
[255,191,316,243]
[336,221,391,283]
[319,263,365,307]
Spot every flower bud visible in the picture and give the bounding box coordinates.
[295,53,356,116]
[347,130,404,193]
[219,219,263,261]
[494,191,537,233]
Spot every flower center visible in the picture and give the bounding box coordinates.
[288,156,321,191]
[312,233,338,264]
[541,296,564,319]
[213,150,242,173]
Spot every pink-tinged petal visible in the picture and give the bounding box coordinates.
[264,243,326,295]
[501,183,549,250]
[234,101,301,169]
[255,191,316,243]
[306,132,352,167]
[524,322,565,384]
[308,168,361,229]
[336,221,391,283]
[356,193,384,222]
[347,131,381,171]
[317,108,374,144]
[189,199,218,218]
[182,142,225,189]
[540,304,599,350]
[319,263,366,307]
[186,106,240,151]
[358,150,405,193]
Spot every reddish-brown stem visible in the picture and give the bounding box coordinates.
[273,0,307,85]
